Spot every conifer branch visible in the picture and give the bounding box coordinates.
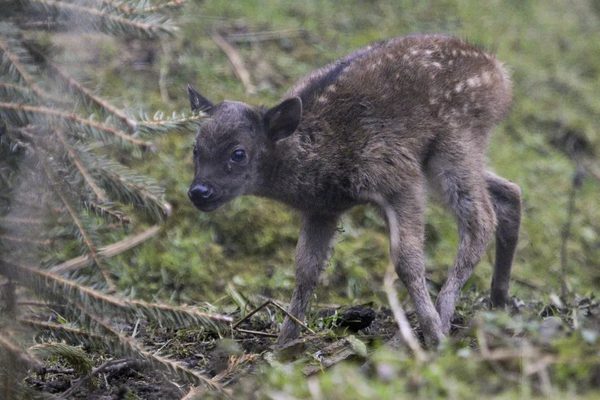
[29,343,94,377]
[84,201,131,225]
[0,332,43,369]
[14,20,68,32]
[0,39,42,96]
[19,318,94,339]
[38,158,117,291]
[126,298,234,328]
[24,0,178,37]
[0,235,52,246]
[4,261,128,311]
[141,0,185,13]
[0,217,46,225]
[95,0,185,15]
[50,225,159,274]
[54,128,109,203]
[29,47,138,132]
[81,309,223,390]
[92,159,169,220]
[3,261,232,330]
[0,82,60,104]
[136,114,204,135]
[0,102,153,150]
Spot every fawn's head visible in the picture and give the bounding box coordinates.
[187,86,302,211]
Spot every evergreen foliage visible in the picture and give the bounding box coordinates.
[0,1,228,397]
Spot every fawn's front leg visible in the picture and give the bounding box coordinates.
[276,213,339,345]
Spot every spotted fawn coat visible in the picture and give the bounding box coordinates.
[187,35,522,347]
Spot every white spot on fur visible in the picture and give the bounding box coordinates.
[386,53,394,60]
[431,62,442,69]
[448,60,454,66]
[454,82,464,93]
[482,71,491,84]
[452,50,457,56]
[467,77,481,88]
[317,95,328,103]
[326,85,337,93]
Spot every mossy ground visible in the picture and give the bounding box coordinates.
[30,0,600,398]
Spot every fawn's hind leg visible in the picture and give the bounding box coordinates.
[428,154,497,334]
[484,171,522,307]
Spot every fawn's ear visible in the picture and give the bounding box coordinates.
[188,85,214,112]
[263,97,302,142]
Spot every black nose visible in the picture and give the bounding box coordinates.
[188,184,213,200]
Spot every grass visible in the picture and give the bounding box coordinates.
[42,0,600,397]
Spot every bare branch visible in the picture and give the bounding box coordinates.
[383,262,427,362]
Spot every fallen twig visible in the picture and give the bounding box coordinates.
[233,299,315,336]
[383,262,427,362]
[235,328,278,338]
[227,29,306,43]
[212,32,256,95]
[60,358,130,398]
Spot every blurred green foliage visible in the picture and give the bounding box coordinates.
[36,0,600,397]
[55,0,600,313]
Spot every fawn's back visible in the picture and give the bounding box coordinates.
[262,34,512,211]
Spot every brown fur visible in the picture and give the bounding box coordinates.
[187,34,521,347]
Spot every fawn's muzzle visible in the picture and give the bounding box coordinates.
[188,184,213,201]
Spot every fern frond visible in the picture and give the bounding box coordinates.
[23,0,178,38]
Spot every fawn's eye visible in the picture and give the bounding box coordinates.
[230,149,246,163]
[193,145,198,157]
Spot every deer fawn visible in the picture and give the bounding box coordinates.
[187,34,522,347]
